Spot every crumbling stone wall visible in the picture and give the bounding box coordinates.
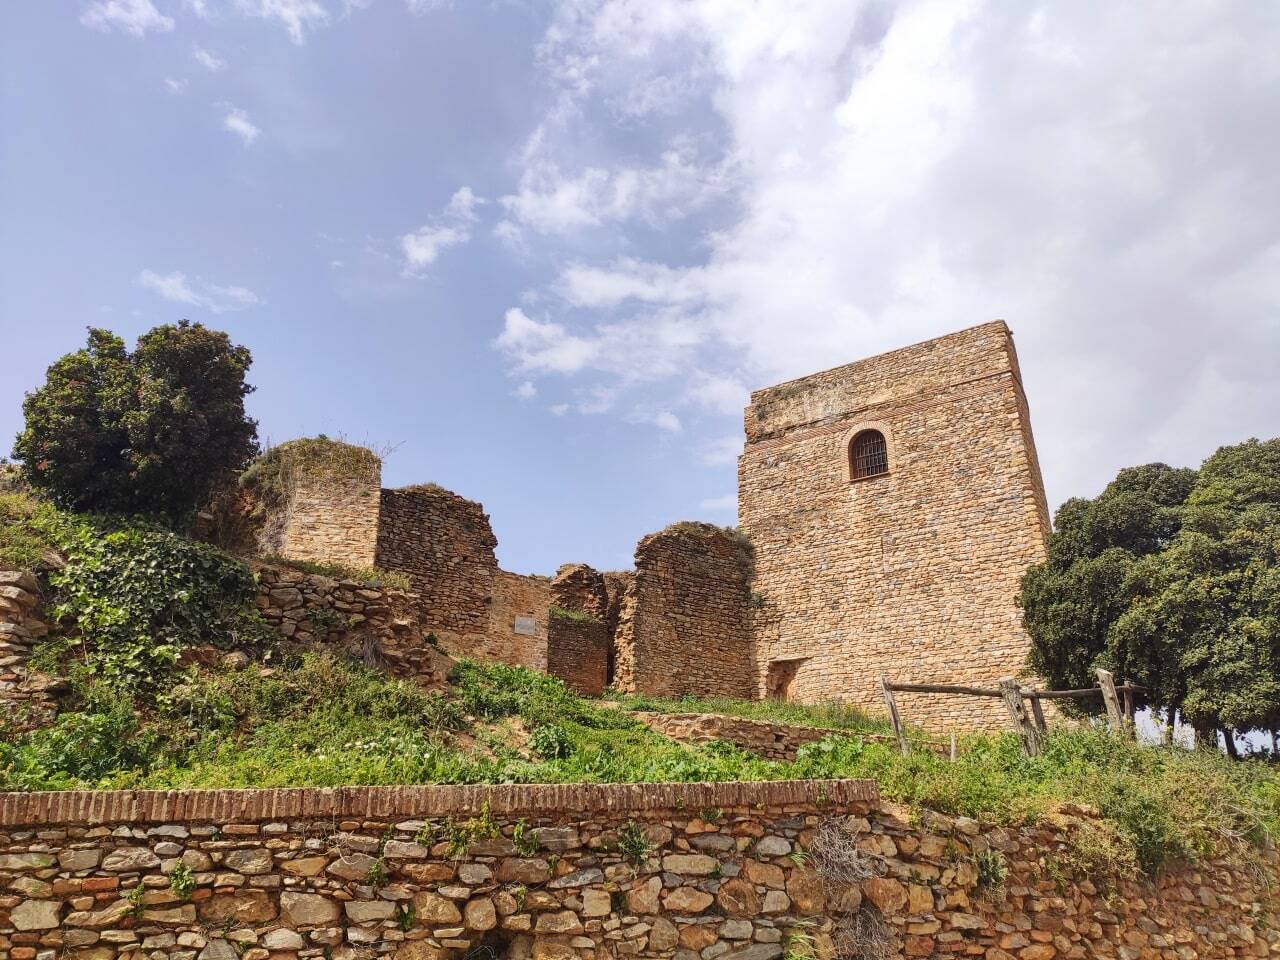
[375,486,499,643]
[0,570,61,733]
[546,566,611,694]
[740,321,1051,728]
[251,440,383,570]
[546,610,609,696]
[0,779,1274,960]
[613,523,755,699]
[484,570,551,671]
[253,564,453,688]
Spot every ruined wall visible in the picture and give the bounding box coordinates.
[375,487,498,642]
[613,524,754,699]
[546,610,609,696]
[0,570,61,733]
[484,570,551,672]
[0,780,1274,960]
[253,441,383,570]
[740,322,1051,729]
[253,565,453,688]
[546,566,611,694]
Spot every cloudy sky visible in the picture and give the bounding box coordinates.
[2,1,1278,574]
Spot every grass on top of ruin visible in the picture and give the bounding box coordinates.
[607,690,894,736]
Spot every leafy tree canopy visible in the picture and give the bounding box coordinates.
[13,321,258,523]
[1021,441,1280,740]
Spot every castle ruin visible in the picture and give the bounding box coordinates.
[247,320,1050,729]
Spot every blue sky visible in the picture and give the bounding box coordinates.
[3,1,1279,575]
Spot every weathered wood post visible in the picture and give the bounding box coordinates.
[1028,692,1048,734]
[1096,668,1127,735]
[949,731,957,763]
[880,676,910,756]
[999,677,1041,757]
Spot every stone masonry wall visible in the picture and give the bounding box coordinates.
[613,525,754,699]
[740,321,1051,729]
[547,566,611,694]
[0,780,1274,960]
[0,570,62,734]
[255,449,382,571]
[252,565,454,688]
[484,571,551,672]
[375,487,499,645]
[545,611,609,696]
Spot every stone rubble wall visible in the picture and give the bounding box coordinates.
[375,487,499,641]
[257,462,382,572]
[484,571,551,673]
[740,321,1051,729]
[374,488,552,672]
[0,570,62,734]
[613,525,754,699]
[253,565,453,688]
[0,780,1274,960]
[545,612,609,697]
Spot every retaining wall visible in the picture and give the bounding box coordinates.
[0,780,1274,960]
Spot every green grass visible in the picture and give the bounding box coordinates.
[2,654,1275,876]
[0,489,60,570]
[260,555,412,592]
[609,690,893,735]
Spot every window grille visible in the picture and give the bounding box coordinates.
[850,430,888,479]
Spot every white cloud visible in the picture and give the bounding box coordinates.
[499,147,731,240]
[497,0,1280,511]
[193,46,227,72]
[550,403,570,416]
[137,269,262,314]
[514,381,538,399]
[495,308,597,374]
[164,78,189,94]
[80,0,174,37]
[406,0,448,12]
[234,0,330,44]
[652,411,682,433]
[698,436,742,467]
[186,0,211,16]
[222,107,260,145]
[699,493,737,512]
[399,186,484,276]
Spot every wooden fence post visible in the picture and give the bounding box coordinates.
[880,676,910,756]
[1028,693,1048,734]
[999,677,1041,757]
[949,731,957,763]
[1096,668,1126,735]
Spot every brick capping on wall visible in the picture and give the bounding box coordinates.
[0,779,880,827]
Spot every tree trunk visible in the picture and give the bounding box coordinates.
[1222,728,1240,760]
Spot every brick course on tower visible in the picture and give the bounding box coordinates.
[739,320,1050,729]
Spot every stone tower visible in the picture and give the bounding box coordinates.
[738,321,1050,728]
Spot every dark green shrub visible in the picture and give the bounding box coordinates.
[13,322,258,523]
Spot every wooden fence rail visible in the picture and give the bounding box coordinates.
[880,669,1146,757]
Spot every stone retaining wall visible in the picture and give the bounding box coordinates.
[0,570,61,734]
[0,779,1274,960]
[253,565,453,687]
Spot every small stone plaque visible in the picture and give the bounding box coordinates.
[514,615,538,636]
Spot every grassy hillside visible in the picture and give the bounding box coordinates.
[0,481,1277,877]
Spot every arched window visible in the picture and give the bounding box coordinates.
[849,429,889,480]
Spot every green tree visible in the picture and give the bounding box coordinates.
[1113,439,1280,746]
[1019,463,1196,701]
[14,321,258,523]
